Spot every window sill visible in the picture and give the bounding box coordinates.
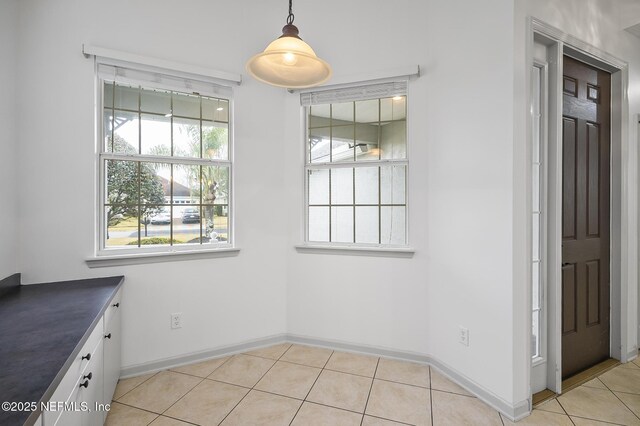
[86,247,240,268]
[295,244,415,258]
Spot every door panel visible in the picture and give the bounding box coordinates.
[562,264,577,334]
[561,55,611,379]
[562,117,577,240]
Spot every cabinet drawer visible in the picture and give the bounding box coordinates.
[103,288,122,327]
[43,317,103,426]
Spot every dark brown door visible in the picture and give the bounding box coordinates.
[561,56,611,379]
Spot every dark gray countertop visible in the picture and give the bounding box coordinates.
[0,276,124,426]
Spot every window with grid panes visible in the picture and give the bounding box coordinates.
[303,82,408,246]
[532,64,544,359]
[98,64,232,253]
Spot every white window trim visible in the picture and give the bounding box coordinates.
[299,80,413,252]
[82,44,242,87]
[86,247,240,268]
[87,57,237,264]
[295,244,414,258]
[532,59,549,367]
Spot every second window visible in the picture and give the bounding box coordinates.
[304,82,408,246]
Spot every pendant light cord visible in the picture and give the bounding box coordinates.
[287,0,295,24]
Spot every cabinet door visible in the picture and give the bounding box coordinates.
[103,301,121,407]
[54,382,83,426]
[43,318,104,426]
[82,340,104,426]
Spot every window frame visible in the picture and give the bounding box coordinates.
[94,63,235,257]
[531,60,548,366]
[301,81,411,249]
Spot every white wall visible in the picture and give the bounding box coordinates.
[15,0,289,368]
[10,0,639,413]
[284,0,521,406]
[0,0,19,280]
[13,0,524,406]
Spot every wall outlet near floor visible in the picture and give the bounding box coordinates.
[171,313,182,329]
[459,326,469,346]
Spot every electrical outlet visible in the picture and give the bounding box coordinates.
[459,326,469,346]
[171,313,182,329]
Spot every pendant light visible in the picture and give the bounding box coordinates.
[246,0,332,89]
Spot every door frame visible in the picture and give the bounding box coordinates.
[527,17,638,395]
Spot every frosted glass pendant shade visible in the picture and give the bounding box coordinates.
[246,24,332,89]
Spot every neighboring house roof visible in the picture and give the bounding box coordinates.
[159,176,191,197]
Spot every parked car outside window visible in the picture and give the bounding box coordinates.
[150,209,171,225]
[181,208,201,224]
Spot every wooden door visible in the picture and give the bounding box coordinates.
[561,55,611,379]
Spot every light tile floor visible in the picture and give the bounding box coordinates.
[106,344,640,426]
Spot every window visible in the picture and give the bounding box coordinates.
[303,82,408,246]
[532,64,545,360]
[98,64,232,253]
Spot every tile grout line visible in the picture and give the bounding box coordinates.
[430,388,478,398]
[158,355,236,420]
[429,366,435,426]
[597,374,640,422]
[216,351,284,426]
[568,410,577,426]
[158,345,305,426]
[283,347,437,425]
[557,383,631,425]
[271,357,434,390]
[555,395,578,425]
[552,395,569,414]
[171,354,234,379]
[554,397,575,425]
[113,371,159,403]
[359,357,380,426]
[297,400,373,417]
[114,354,234,420]
[118,345,471,426]
[569,414,626,425]
[608,389,640,396]
[288,349,335,426]
[243,343,293,362]
[550,392,576,425]
[115,372,201,426]
[111,400,163,416]
[363,414,415,426]
[154,413,201,426]
[375,376,431,390]
[160,375,206,417]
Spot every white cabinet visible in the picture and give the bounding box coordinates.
[54,382,82,426]
[102,288,122,416]
[82,340,104,426]
[42,288,121,426]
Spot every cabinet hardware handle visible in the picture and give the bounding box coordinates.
[113,303,119,308]
[83,372,92,380]
[105,333,112,339]
[79,380,89,389]
[81,353,91,361]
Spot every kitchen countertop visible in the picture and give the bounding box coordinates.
[0,276,124,426]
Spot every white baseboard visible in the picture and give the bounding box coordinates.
[286,333,431,363]
[119,333,287,378]
[119,333,531,421]
[427,357,530,421]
